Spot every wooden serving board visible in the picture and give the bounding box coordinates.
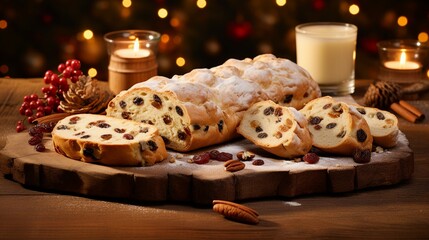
[0,132,413,205]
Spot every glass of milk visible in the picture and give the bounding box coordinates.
[296,22,357,96]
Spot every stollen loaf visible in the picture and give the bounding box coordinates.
[52,114,168,166]
[299,96,373,162]
[106,54,321,152]
[237,100,312,158]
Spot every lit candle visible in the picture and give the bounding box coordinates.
[114,38,151,58]
[384,51,421,70]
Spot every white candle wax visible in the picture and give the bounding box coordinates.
[114,48,151,59]
[384,60,421,70]
[296,25,357,85]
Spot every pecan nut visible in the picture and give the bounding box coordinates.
[212,200,259,224]
[236,151,255,161]
[224,159,245,172]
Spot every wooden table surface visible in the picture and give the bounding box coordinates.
[1,78,429,239]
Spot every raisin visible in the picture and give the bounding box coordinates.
[184,127,191,136]
[257,132,268,138]
[283,94,293,104]
[162,136,171,144]
[303,152,319,164]
[353,149,371,163]
[178,130,186,140]
[74,131,85,136]
[35,143,45,152]
[356,129,367,142]
[97,122,111,128]
[274,107,283,117]
[140,127,149,133]
[69,116,81,124]
[193,124,201,130]
[255,126,263,132]
[214,152,233,161]
[203,126,209,132]
[326,123,337,129]
[142,120,154,125]
[337,130,346,138]
[123,134,134,140]
[303,92,309,98]
[108,102,115,108]
[309,116,323,125]
[192,152,210,164]
[376,112,385,120]
[119,101,127,109]
[252,159,265,166]
[29,126,43,137]
[101,134,112,140]
[218,120,224,132]
[147,140,158,151]
[263,107,274,115]
[151,94,162,109]
[209,150,220,159]
[314,125,322,130]
[114,128,126,133]
[175,106,184,116]
[356,107,366,115]
[83,148,96,160]
[39,122,56,133]
[28,136,42,145]
[323,103,332,109]
[133,97,144,106]
[121,112,131,119]
[81,135,91,139]
[56,125,69,130]
[163,115,172,124]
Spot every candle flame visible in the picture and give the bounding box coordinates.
[400,51,406,65]
[133,38,140,51]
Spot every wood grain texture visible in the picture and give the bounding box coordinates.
[0,130,413,205]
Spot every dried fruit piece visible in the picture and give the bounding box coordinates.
[252,159,265,166]
[356,129,367,142]
[192,152,210,164]
[353,149,371,163]
[212,200,259,224]
[303,152,319,164]
[133,97,144,106]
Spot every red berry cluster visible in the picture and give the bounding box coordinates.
[16,59,83,132]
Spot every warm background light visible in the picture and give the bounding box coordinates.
[349,4,359,15]
[83,30,94,40]
[397,16,408,27]
[196,0,207,9]
[0,20,7,29]
[122,0,132,8]
[88,68,97,77]
[176,57,185,67]
[418,32,428,43]
[276,0,287,7]
[158,8,168,18]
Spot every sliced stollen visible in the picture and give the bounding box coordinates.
[237,100,312,158]
[52,114,168,166]
[106,54,321,152]
[351,105,399,148]
[299,96,373,162]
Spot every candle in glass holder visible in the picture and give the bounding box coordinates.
[384,51,421,70]
[104,30,160,94]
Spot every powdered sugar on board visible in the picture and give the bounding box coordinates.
[0,131,413,205]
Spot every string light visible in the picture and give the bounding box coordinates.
[158,8,168,18]
[196,0,207,9]
[170,17,180,28]
[276,0,287,7]
[0,64,9,74]
[122,0,132,8]
[176,57,186,67]
[161,34,170,43]
[83,29,94,40]
[88,68,97,77]
[418,32,428,42]
[0,19,7,29]
[397,16,408,27]
[349,4,359,15]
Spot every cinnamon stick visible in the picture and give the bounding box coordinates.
[399,100,425,121]
[390,103,418,123]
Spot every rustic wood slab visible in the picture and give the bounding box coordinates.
[0,132,413,205]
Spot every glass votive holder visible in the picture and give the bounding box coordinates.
[377,39,429,84]
[104,30,160,94]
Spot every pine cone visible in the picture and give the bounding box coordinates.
[363,81,402,109]
[60,75,113,114]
